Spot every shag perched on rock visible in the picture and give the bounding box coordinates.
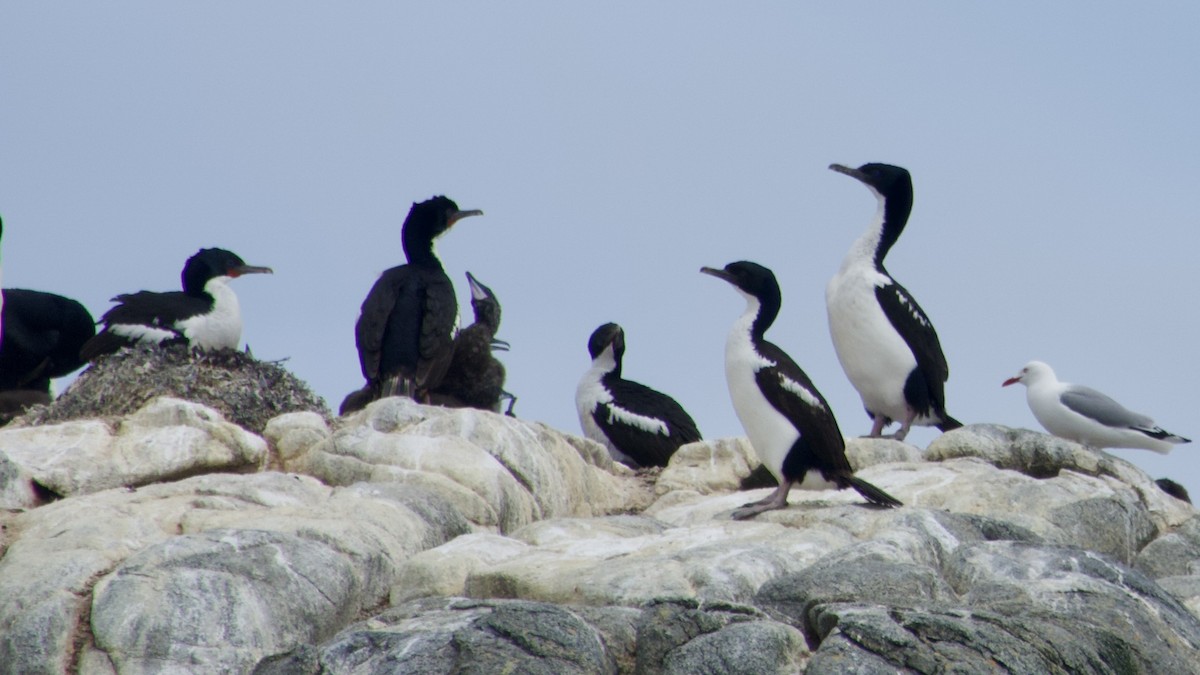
[350,196,483,409]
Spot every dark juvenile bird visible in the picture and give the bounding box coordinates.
[427,271,510,412]
[80,248,272,361]
[826,162,961,441]
[352,196,483,407]
[703,261,902,519]
[0,288,95,393]
[575,322,701,468]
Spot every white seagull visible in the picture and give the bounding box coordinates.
[1002,360,1190,454]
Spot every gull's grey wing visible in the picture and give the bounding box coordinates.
[1060,385,1155,429]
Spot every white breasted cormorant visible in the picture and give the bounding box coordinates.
[575,322,701,468]
[80,248,272,361]
[703,261,902,519]
[352,196,482,406]
[826,162,961,441]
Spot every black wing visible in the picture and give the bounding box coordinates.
[355,265,457,390]
[0,289,95,387]
[80,290,204,361]
[97,290,211,329]
[875,279,950,406]
[754,340,851,476]
[414,271,457,391]
[355,266,409,381]
[592,375,701,467]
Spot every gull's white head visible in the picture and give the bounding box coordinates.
[1002,360,1055,388]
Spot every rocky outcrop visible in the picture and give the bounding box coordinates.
[0,397,267,509]
[1,394,1198,673]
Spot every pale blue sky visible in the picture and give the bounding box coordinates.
[4,4,1198,497]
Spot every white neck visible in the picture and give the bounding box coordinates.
[840,189,886,272]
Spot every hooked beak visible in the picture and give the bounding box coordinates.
[448,208,484,228]
[829,163,867,183]
[228,264,274,278]
[700,266,734,284]
[1001,376,1020,387]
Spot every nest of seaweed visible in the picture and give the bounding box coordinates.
[17,343,330,434]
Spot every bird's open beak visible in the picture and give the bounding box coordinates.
[1001,376,1020,387]
[448,209,484,228]
[228,264,274,278]
[490,338,510,352]
[700,266,734,283]
[829,163,867,182]
[466,271,491,301]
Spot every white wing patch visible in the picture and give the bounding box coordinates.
[605,403,669,436]
[779,374,825,411]
[893,288,930,327]
[111,323,178,344]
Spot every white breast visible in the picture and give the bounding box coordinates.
[177,277,244,351]
[826,260,916,422]
[1025,381,1173,453]
[575,350,634,464]
[723,300,798,484]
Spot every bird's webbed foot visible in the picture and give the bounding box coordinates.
[732,484,791,520]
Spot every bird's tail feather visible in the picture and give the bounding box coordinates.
[845,475,903,508]
[1133,425,1190,445]
[937,414,963,432]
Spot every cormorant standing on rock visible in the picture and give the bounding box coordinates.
[703,261,902,519]
[826,162,960,441]
[350,196,483,408]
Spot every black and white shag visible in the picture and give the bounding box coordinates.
[575,322,701,468]
[826,162,961,440]
[703,261,902,519]
[80,247,272,361]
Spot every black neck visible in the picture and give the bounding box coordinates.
[402,232,442,267]
[750,286,781,340]
[875,187,913,267]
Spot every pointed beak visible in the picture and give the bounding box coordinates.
[1001,376,1020,387]
[228,264,273,278]
[490,338,510,352]
[448,209,484,227]
[829,163,867,183]
[465,271,491,301]
[700,266,734,284]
